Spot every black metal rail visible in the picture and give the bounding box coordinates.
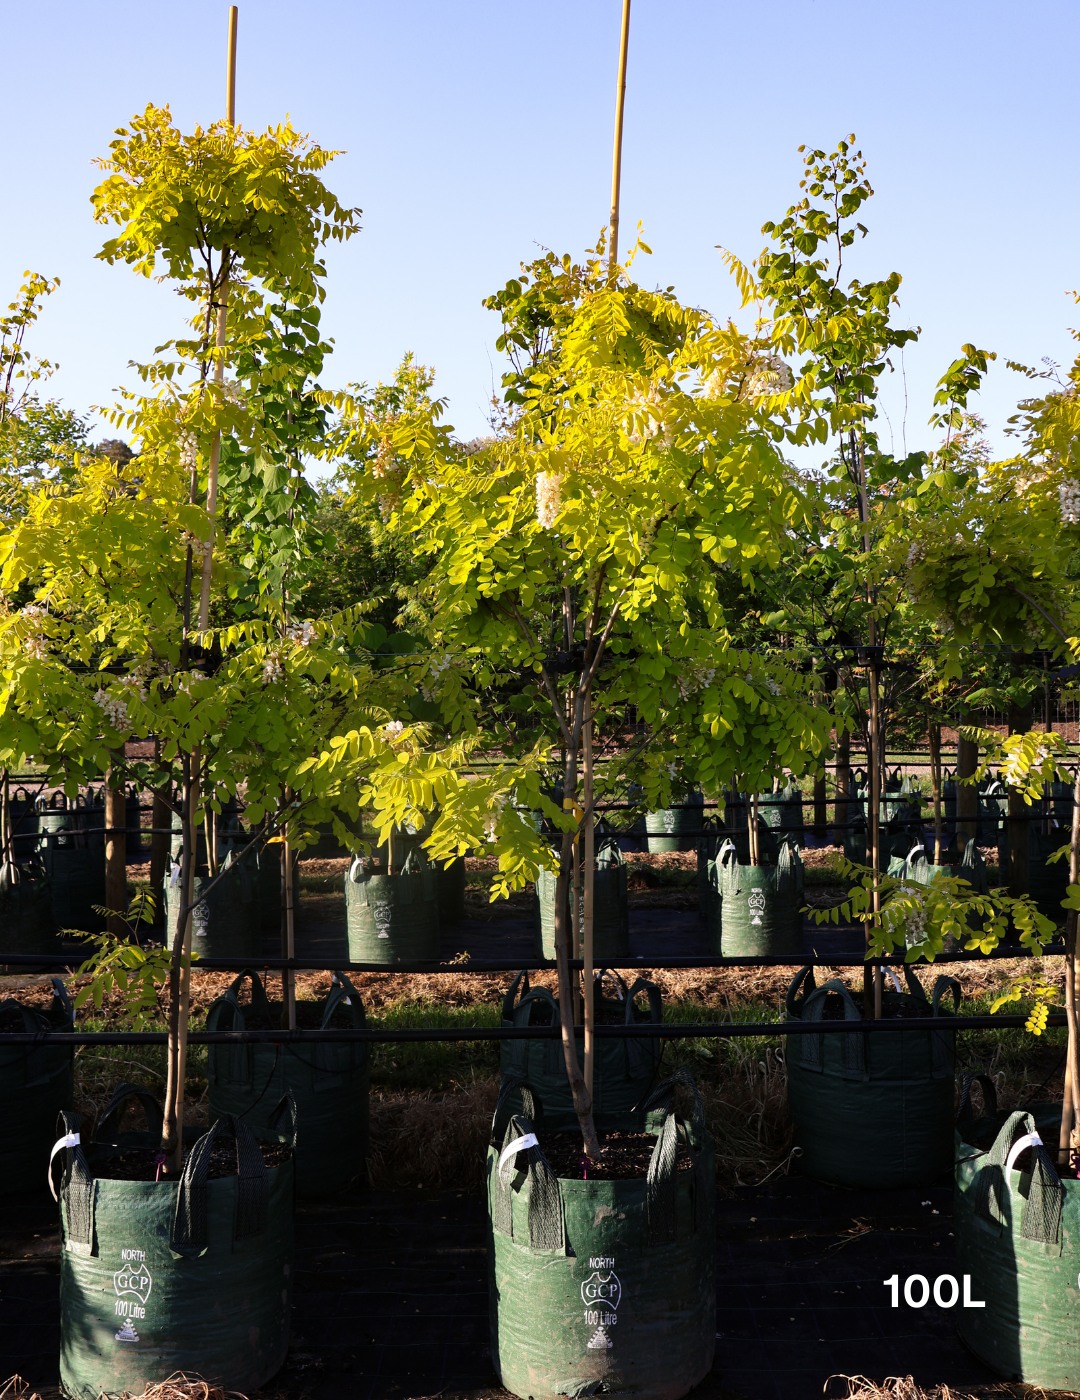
[0,1013,1063,1046]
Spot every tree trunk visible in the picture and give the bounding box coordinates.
[929,722,943,865]
[149,766,171,919]
[582,706,595,1102]
[956,714,979,850]
[1007,699,1032,899]
[162,754,197,1169]
[104,752,127,936]
[814,669,837,844]
[835,721,851,844]
[1059,769,1080,1167]
[553,825,602,1160]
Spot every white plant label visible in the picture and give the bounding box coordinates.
[113,1250,153,1340]
[582,1258,620,1351]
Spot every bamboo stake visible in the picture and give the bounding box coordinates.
[583,706,595,1100]
[606,0,632,276]
[284,825,296,1030]
[197,4,238,632]
[929,722,943,865]
[1059,768,1080,1167]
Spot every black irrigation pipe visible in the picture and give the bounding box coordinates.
[0,1013,1067,1046]
[2,945,1064,974]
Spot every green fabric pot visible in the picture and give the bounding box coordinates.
[898,838,989,896]
[717,841,803,956]
[535,856,629,961]
[487,1073,715,1400]
[437,857,467,923]
[997,825,1070,920]
[55,1087,294,1400]
[163,857,261,960]
[0,867,56,960]
[785,966,959,1189]
[645,793,703,852]
[10,785,39,860]
[0,980,73,1195]
[499,971,663,1132]
[758,783,805,849]
[344,852,439,963]
[954,1103,1080,1388]
[207,970,369,1198]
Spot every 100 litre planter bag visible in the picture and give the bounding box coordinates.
[785,964,959,1189]
[54,1085,295,1400]
[716,838,803,956]
[499,970,662,1132]
[1,979,73,1195]
[345,848,439,963]
[206,969,369,1197]
[487,1072,715,1400]
[954,1106,1080,1388]
[535,846,629,960]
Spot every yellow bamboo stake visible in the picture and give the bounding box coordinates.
[607,0,632,277]
[197,4,239,632]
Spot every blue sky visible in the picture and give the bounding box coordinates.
[4,0,1078,468]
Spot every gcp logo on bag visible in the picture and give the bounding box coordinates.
[748,890,766,925]
[581,1270,621,1310]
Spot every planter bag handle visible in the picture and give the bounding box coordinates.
[206,969,272,1087]
[798,979,866,1078]
[902,966,930,1005]
[927,974,962,1079]
[54,1110,96,1254]
[931,975,961,1017]
[511,983,560,1028]
[785,965,817,1021]
[171,1113,269,1258]
[95,1082,165,1147]
[491,1111,564,1251]
[49,976,73,1024]
[501,969,530,1022]
[956,1071,999,1128]
[718,840,741,896]
[316,974,368,1079]
[638,1069,704,1245]
[623,977,662,1025]
[0,999,51,1087]
[226,968,275,1025]
[267,1090,299,1149]
[973,1110,1064,1248]
[490,1072,546,1147]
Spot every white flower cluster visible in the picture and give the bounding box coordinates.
[626,384,671,446]
[93,688,131,733]
[422,652,454,701]
[1000,742,1051,789]
[702,370,725,401]
[121,670,149,701]
[536,472,563,529]
[383,719,405,737]
[223,380,247,409]
[903,887,928,946]
[745,667,782,697]
[740,355,794,403]
[484,793,505,843]
[20,603,45,619]
[675,663,716,701]
[373,437,394,480]
[1060,480,1080,525]
[262,654,284,685]
[287,619,316,647]
[25,636,47,661]
[463,436,495,456]
[906,540,925,569]
[180,529,204,550]
[178,432,198,471]
[666,762,678,780]
[175,671,197,696]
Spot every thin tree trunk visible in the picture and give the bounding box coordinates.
[1007,698,1032,899]
[284,821,296,1030]
[957,711,978,850]
[1060,770,1080,1167]
[583,704,595,1101]
[867,654,883,1018]
[162,754,197,1167]
[105,752,127,935]
[149,758,170,917]
[929,722,943,865]
[835,722,851,844]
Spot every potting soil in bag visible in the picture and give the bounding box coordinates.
[954,1104,1080,1388]
[500,970,662,1132]
[206,969,369,1197]
[717,838,803,955]
[345,848,439,962]
[785,965,958,1189]
[535,845,629,960]
[487,1071,715,1400]
[55,1084,295,1400]
[0,979,73,1195]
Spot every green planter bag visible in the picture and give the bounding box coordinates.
[0,860,55,962]
[0,979,73,1195]
[997,824,1069,919]
[487,1071,715,1400]
[39,792,106,936]
[535,847,629,960]
[785,965,959,1189]
[717,840,803,956]
[499,970,662,1132]
[898,838,989,895]
[645,792,703,852]
[206,969,369,1198]
[437,857,467,923]
[759,783,805,849]
[54,1084,295,1400]
[163,852,260,960]
[10,785,39,860]
[954,1103,1080,1388]
[345,848,439,963]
